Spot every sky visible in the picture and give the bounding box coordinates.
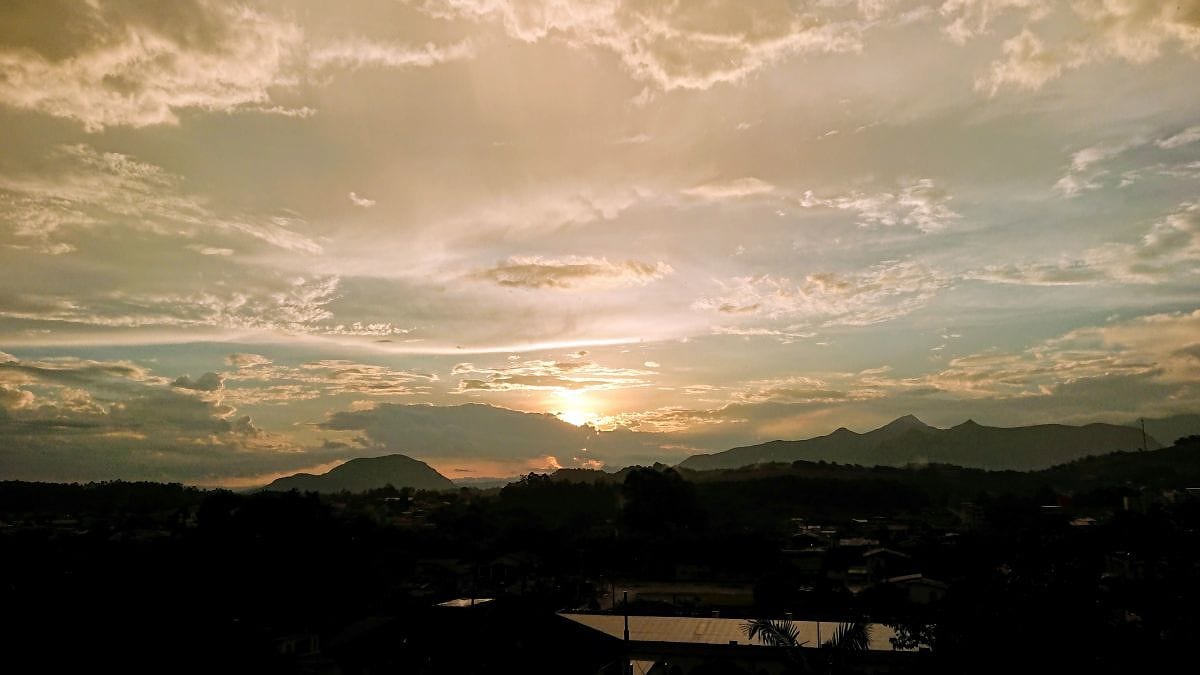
[1,0,1199,485]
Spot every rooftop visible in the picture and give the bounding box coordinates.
[558,613,904,652]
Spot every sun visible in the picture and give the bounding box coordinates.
[553,389,599,427]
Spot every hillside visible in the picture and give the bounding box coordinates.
[678,415,1160,471]
[263,454,454,493]
[1129,413,1200,447]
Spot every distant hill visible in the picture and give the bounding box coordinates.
[677,415,1160,472]
[1127,414,1200,447]
[263,454,454,493]
[320,402,672,468]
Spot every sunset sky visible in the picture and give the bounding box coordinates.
[2,0,1199,485]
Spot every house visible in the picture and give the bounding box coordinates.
[862,548,913,581]
[885,574,948,605]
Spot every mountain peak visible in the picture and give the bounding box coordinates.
[880,414,931,431]
[264,453,454,493]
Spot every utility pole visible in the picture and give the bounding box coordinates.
[1140,418,1147,452]
[623,591,631,675]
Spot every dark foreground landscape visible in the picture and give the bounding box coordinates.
[3,432,1199,674]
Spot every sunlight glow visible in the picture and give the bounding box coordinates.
[553,389,600,427]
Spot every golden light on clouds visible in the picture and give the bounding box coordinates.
[1,0,1198,483]
[552,389,601,427]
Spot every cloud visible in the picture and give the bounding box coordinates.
[219,357,438,404]
[974,1,1200,93]
[318,401,671,468]
[348,192,377,208]
[187,244,235,256]
[0,2,484,131]
[1054,139,1140,196]
[470,255,673,289]
[732,375,883,405]
[0,275,341,334]
[309,37,475,70]
[0,144,322,255]
[0,0,305,131]
[171,372,224,392]
[0,384,35,411]
[312,322,415,337]
[694,260,948,328]
[939,0,1051,45]
[1053,129,1200,196]
[1157,125,1200,149]
[969,201,1200,285]
[597,406,744,434]
[418,0,874,91]
[453,358,653,392]
[922,310,1200,398]
[0,352,465,483]
[438,185,652,238]
[228,353,272,369]
[795,179,961,233]
[0,352,318,483]
[682,177,775,200]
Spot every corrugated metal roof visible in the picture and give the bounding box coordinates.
[436,597,494,607]
[559,613,900,651]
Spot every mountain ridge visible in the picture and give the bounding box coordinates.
[677,416,1163,472]
[263,453,454,493]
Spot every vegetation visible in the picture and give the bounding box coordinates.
[0,436,1197,673]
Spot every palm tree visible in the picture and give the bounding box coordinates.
[742,618,811,673]
[742,618,806,648]
[741,617,872,674]
[823,621,871,651]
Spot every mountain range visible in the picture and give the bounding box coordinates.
[678,415,1161,471]
[261,412,1199,493]
[263,454,454,493]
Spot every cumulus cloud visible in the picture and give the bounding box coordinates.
[171,372,224,392]
[597,406,744,434]
[309,37,475,70]
[733,375,883,405]
[0,352,322,483]
[970,201,1200,285]
[417,0,870,90]
[0,144,322,255]
[1157,125,1200,149]
[0,1,304,131]
[923,310,1200,398]
[0,1,482,131]
[939,0,1051,45]
[318,402,676,471]
[796,179,961,233]
[682,177,775,200]
[348,191,377,208]
[1054,139,1141,196]
[471,255,673,289]
[976,28,1080,94]
[453,358,653,393]
[218,356,438,405]
[0,275,340,334]
[1053,128,1200,196]
[694,260,948,328]
[228,353,272,369]
[974,1,1200,93]
[187,244,235,256]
